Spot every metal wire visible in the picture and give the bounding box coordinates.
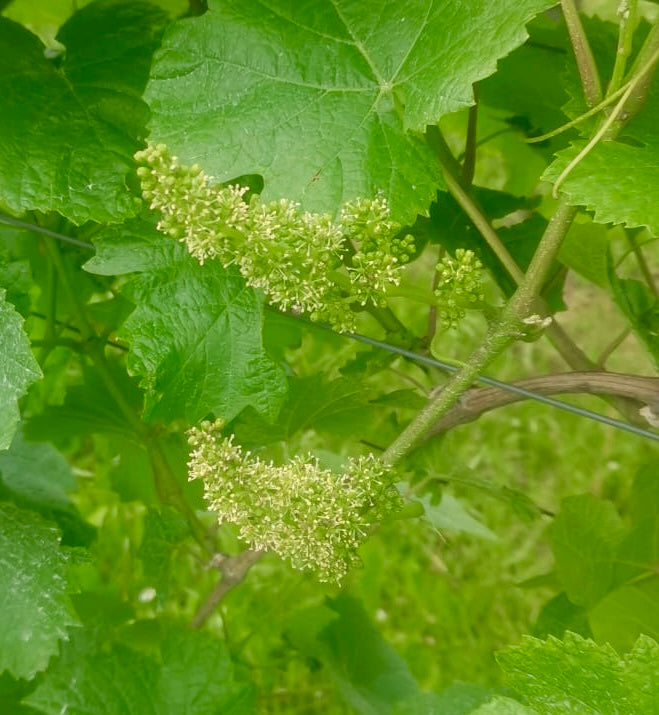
[0,214,92,249]
[3,213,657,442]
[337,329,659,443]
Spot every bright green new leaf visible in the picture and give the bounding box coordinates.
[0,1,168,224]
[26,623,254,714]
[497,632,659,714]
[145,0,553,222]
[0,290,41,450]
[415,493,498,541]
[86,218,287,423]
[0,503,79,679]
[544,80,659,235]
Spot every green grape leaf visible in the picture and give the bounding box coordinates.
[25,622,254,714]
[145,0,553,223]
[497,632,659,714]
[548,494,624,608]
[589,581,659,653]
[0,430,94,547]
[557,220,611,289]
[138,506,190,595]
[0,289,42,451]
[607,268,659,368]
[3,0,186,40]
[547,140,659,235]
[234,375,377,446]
[25,363,143,444]
[0,503,79,679]
[543,73,659,235]
[393,683,500,715]
[471,697,536,714]
[0,241,33,317]
[629,459,659,523]
[479,15,572,142]
[86,218,287,423]
[415,493,498,541]
[0,670,39,715]
[532,592,591,641]
[287,595,420,715]
[0,1,168,224]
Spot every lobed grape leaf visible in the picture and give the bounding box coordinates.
[557,219,611,289]
[497,632,659,714]
[608,271,659,368]
[393,683,499,714]
[0,430,95,547]
[138,506,190,596]
[0,503,79,679]
[471,698,536,714]
[233,375,377,446]
[0,1,168,224]
[544,70,659,235]
[145,0,554,223]
[0,289,42,450]
[287,595,420,715]
[548,494,624,608]
[85,217,287,423]
[589,581,659,653]
[25,363,143,444]
[25,623,254,714]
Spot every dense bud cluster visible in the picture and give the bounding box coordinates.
[340,197,416,306]
[434,248,485,327]
[135,142,414,330]
[187,419,401,583]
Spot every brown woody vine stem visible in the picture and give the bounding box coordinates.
[562,0,603,107]
[426,371,659,435]
[190,550,263,628]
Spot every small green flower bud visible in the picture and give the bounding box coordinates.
[434,249,485,328]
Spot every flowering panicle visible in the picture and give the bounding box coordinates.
[340,197,415,306]
[187,419,401,583]
[135,142,413,331]
[434,248,485,328]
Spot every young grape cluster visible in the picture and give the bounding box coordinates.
[187,419,401,583]
[135,142,415,331]
[434,248,485,328]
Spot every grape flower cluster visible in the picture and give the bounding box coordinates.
[135,142,414,331]
[187,419,401,583]
[434,248,485,328]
